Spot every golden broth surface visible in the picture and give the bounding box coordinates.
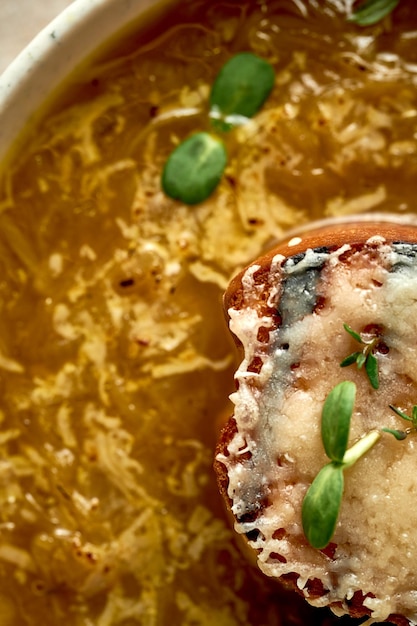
[0,1,417,624]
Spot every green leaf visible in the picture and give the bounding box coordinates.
[209,52,275,132]
[343,323,363,344]
[162,132,227,205]
[365,353,379,389]
[302,463,344,550]
[348,0,400,26]
[321,381,356,463]
[382,428,407,440]
[356,352,366,369]
[340,352,361,367]
[389,404,412,422]
[412,406,417,426]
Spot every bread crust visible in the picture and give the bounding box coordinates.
[224,221,417,319]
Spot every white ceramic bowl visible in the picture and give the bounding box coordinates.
[0,0,172,164]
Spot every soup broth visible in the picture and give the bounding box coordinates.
[0,0,417,624]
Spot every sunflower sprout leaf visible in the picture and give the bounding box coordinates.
[162,132,227,205]
[209,52,275,132]
[321,381,356,463]
[302,463,344,550]
[348,0,400,27]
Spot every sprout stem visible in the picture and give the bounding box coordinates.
[342,431,381,468]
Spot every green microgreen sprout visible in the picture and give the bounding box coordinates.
[162,52,275,205]
[302,381,380,549]
[161,133,227,205]
[383,404,417,441]
[340,323,383,390]
[348,0,401,26]
[209,52,275,132]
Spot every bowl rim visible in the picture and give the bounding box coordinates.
[0,0,170,164]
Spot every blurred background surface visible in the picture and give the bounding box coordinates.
[0,0,74,73]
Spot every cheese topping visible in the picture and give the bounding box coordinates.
[219,239,417,624]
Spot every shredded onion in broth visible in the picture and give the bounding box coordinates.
[0,0,416,623]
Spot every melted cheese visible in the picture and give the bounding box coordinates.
[219,239,417,624]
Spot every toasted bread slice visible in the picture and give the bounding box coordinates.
[215,221,417,624]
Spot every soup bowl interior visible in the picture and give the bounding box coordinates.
[0,0,175,163]
[1,1,417,625]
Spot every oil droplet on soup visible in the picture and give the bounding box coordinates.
[0,0,416,624]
